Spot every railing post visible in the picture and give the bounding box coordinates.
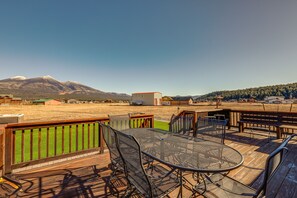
[0,125,4,176]
[193,112,198,136]
[276,114,282,139]
[99,123,105,154]
[3,127,13,175]
[150,116,154,128]
[226,109,231,129]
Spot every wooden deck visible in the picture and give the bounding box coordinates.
[4,129,297,197]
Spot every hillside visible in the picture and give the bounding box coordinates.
[198,82,297,101]
[0,76,131,101]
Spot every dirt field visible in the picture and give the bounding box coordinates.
[1,102,297,123]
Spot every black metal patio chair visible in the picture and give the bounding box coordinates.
[108,114,131,130]
[113,129,180,198]
[194,134,294,198]
[98,122,124,177]
[196,117,228,144]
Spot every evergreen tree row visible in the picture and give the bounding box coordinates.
[198,82,297,101]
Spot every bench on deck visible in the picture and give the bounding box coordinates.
[238,111,297,138]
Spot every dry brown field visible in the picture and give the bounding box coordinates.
[1,102,297,123]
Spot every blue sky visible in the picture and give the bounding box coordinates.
[1,1,297,96]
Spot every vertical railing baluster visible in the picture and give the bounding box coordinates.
[21,130,24,163]
[46,127,49,158]
[30,129,33,161]
[93,123,96,148]
[76,125,79,151]
[69,125,72,153]
[82,124,85,150]
[88,123,90,149]
[54,126,57,156]
[12,130,15,165]
[62,126,64,154]
[38,128,41,159]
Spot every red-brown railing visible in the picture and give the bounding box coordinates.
[228,110,297,137]
[1,114,154,175]
[0,126,4,174]
[174,109,297,138]
[169,113,194,134]
[171,109,228,135]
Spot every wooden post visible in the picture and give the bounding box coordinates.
[99,124,104,154]
[193,112,198,136]
[150,116,154,128]
[276,114,282,139]
[0,126,4,176]
[3,128,13,174]
[239,123,243,132]
[276,126,281,139]
[226,109,231,129]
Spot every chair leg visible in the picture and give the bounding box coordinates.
[122,184,135,198]
[191,173,207,196]
[0,176,22,197]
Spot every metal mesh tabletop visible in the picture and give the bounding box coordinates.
[123,128,243,173]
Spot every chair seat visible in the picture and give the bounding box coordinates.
[194,173,257,198]
[148,165,180,197]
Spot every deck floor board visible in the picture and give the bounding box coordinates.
[4,129,297,198]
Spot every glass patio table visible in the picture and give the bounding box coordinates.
[122,128,244,196]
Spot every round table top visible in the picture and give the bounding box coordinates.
[123,128,244,173]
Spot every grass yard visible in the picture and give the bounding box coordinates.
[154,120,169,131]
[14,124,100,163]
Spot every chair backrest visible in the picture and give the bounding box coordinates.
[108,114,131,130]
[258,135,292,196]
[196,117,228,144]
[113,129,153,197]
[98,122,123,170]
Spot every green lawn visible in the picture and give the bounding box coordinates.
[154,120,169,131]
[14,124,100,163]
[13,119,169,164]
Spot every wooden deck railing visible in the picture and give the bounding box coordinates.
[176,109,297,138]
[1,114,154,175]
[170,109,229,136]
[169,113,194,134]
[0,125,4,175]
[228,110,297,137]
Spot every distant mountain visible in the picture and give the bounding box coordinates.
[198,82,297,101]
[0,76,131,101]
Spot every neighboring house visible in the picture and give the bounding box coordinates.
[131,92,162,106]
[171,96,194,105]
[0,94,22,105]
[33,99,62,105]
[103,99,113,103]
[66,99,79,104]
[264,96,285,104]
[162,96,173,106]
